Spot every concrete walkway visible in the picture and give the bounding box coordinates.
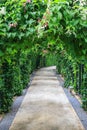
[9,66,84,130]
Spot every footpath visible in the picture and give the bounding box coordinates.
[9,66,84,130]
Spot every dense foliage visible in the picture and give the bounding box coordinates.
[0,0,87,112]
[37,0,87,110]
[0,0,47,113]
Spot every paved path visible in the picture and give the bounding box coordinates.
[9,66,84,130]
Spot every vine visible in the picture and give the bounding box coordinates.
[0,0,87,112]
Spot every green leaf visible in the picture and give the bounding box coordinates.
[26,19,35,25]
[18,32,24,39]
[24,14,28,19]
[0,32,5,36]
[0,42,4,45]
[85,38,87,43]
[0,50,4,57]
[7,33,12,38]
[12,32,16,38]
[82,50,86,55]
[58,12,62,20]
[26,31,30,37]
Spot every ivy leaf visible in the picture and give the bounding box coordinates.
[82,49,86,55]
[18,32,24,39]
[58,12,62,20]
[12,32,16,38]
[24,14,28,19]
[27,28,35,35]
[7,33,12,38]
[84,38,87,43]
[20,25,27,31]
[6,48,12,54]
[52,17,57,23]
[26,31,30,37]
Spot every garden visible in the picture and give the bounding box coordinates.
[0,0,87,113]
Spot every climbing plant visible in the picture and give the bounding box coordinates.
[0,0,87,112]
[0,0,47,113]
[37,0,87,110]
